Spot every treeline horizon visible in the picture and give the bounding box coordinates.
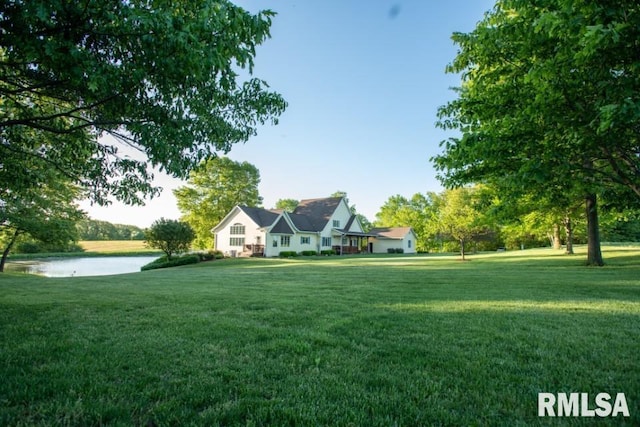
[76,219,146,241]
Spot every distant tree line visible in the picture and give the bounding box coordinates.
[374,186,640,259]
[76,220,145,241]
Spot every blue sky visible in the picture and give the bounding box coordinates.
[81,1,495,228]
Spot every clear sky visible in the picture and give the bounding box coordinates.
[80,1,495,228]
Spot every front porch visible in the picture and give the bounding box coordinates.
[332,245,364,255]
[243,244,265,257]
[332,231,377,255]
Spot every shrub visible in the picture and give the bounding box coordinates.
[301,250,317,256]
[16,242,42,254]
[198,252,214,261]
[144,218,195,260]
[387,248,404,254]
[279,251,298,257]
[141,254,200,271]
[320,249,336,256]
[196,250,222,261]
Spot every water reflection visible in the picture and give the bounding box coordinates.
[10,256,159,277]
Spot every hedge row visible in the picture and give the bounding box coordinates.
[387,248,405,254]
[279,250,336,257]
[141,255,200,271]
[141,250,224,271]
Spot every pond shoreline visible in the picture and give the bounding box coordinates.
[6,255,161,277]
[8,250,162,262]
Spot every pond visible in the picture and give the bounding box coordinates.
[8,256,160,278]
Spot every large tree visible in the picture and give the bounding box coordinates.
[1,177,84,272]
[173,157,262,249]
[433,0,640,266]
[0,0,286,205]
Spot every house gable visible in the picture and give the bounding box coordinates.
[270,215,294,234]
[292,197,343,231]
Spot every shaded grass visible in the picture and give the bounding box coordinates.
[0,247,639,426]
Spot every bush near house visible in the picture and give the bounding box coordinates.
[141,250,223,271]
[301,250,318,256]
[279,251,299,258]
[141,255,201,271]
[387,248,404,254]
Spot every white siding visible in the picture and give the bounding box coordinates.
[369,231,417,254]
[215,209,266,256]
[267,232,318,256]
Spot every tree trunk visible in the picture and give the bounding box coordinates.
[460,239,465,261]
[563,215,574,255]
[0,229,21,273]
[552,223,561,249]
[585,194,604,266]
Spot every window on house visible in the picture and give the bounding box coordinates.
[272,238,278,247]
[300,236,310,245]
[230,224,245,235]
[332,220,340,228]
[229,237,245,246]
[280,236,290,247]
[322,236,332,247]
[408,240,412,248]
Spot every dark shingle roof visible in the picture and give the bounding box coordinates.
[238,206,280,227]
[287,213,317,232]
[270,216,294,234]
[292,197,342,231]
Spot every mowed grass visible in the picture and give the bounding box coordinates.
[79,240,158,254]
[0,247,639,426]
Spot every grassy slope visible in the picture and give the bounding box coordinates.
[0,247,639,426]
[78,240,153,253]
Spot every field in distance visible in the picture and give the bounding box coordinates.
[79,240,159,254]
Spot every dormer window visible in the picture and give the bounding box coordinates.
[332,219,340,228]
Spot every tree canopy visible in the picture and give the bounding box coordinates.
[76,219,145,241]
[432,0,640,265]
[1,0,287,205]
[144,218,195,260]
[1,176,84,271]
[173,157,262,249]
[274,199,299,213]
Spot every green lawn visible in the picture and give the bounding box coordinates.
[1,247,639,426]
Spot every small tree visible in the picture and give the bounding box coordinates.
[144,219,195,260]
[437,187,488,261]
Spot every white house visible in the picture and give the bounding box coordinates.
[367,227,418,254]
[212,197,365,257]
[212,197,417,257]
